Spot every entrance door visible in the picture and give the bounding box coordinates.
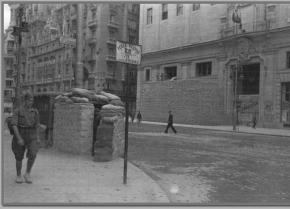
[237,63,260,125]
[281,82,290,127]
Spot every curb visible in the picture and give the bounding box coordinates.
[140,121,290,138]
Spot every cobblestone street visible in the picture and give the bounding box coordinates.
[129,123,290,204]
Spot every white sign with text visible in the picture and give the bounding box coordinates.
[116,41,141,65]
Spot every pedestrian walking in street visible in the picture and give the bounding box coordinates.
[10,92,41,184]
[164,110,177,134]
[136,111,142,125]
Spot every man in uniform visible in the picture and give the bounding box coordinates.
[11,92,40,184]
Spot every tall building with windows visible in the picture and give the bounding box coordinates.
[138,3,290,128]
[3,26,16,115]
[10,3,139,116]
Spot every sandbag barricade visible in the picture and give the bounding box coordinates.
[93,104,125,162]
[53,88,125,161]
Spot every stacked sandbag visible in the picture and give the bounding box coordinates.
[54,88,111,106]
[100,91,124,107]
[93,104,125,162]
[53,88,125,159]
[54,94,74,104]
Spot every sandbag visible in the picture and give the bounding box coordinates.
[71,88,94,100]
[109,99,124,107]
[70,96,89,103]
[55,95,72,103]
[63,91,73,97]
[91,94,109,103]
[102,104,124,110]
[99,91,120,101]
[64,97,74,104]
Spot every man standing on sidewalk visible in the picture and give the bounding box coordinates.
[164,110,177,134]
[11,92,41,184]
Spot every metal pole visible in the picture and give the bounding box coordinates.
[123,62,129,185]
[232,66,236,131]
[234,61,238,131]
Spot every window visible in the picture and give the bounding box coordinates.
[287,52,290,68]
[147,8,153,24]
[145,69,151,81]
[284,83,290,102]
[267,5,276,12]
[129,35,137,44]
[164,66,177,80]
[109,14,115,23]
[196,62,212,77]
[6,80,13,87]
[128,19,137,30]
[4,90,12,97]
[66,64,69,74]
[6,70,13,77]
[176,4,183,16]
[192,4,200,11]
[4,107,12,113]
[162,4,168,20]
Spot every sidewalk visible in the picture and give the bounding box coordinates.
[2,129,169,205]
[141,121,290,137]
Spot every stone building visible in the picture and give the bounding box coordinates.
[137,3,290,128]
[3,26,16,115]
[9,3,139,115]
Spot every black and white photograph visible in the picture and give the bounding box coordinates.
[1,0,290,206]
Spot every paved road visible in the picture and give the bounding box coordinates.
[128,123,290,204]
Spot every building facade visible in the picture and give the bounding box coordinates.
[3,26,16,115]
[138,3,290,128]
[10,3,139,115]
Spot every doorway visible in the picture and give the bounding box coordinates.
[237,63,260,125]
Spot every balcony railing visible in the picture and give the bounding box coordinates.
[106,55,116,62]
[106,38,116,45]
[220,19,277,38]
[88,20,97,28]
[105,72,115,80]
[87,37,97,45]
[107,21,119,29]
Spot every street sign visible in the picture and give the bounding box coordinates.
[116,41,141,185]
[116,41,141,65]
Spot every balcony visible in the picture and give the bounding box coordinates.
[107,21,119,30]
[88,20,97,29]
[105,72,116,80]
[220,19,277,38]
[87,37,97,45]
[106,38,116,45]
[106,55,116,62]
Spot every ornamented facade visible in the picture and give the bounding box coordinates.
[138,4,290,128]
[9,3,139,114]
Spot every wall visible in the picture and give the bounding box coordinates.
[139,78,231,125]
[139,4,227,53]
[53,103,94,154]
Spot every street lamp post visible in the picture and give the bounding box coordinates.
[12,4,29,109]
